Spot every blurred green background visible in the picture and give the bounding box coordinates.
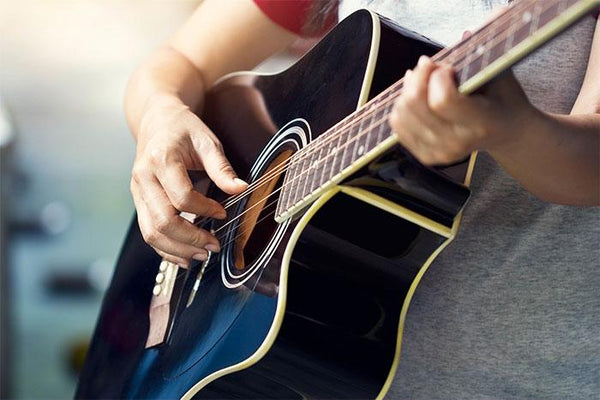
[0,1,199,397]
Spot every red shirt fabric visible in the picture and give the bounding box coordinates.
[254,1,597,35]
[253,0,337,36]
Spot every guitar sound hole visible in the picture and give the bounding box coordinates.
[231,150,293,270]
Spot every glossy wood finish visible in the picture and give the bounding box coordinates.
[76,10,467,399]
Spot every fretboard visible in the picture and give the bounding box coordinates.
[275,0,599,222]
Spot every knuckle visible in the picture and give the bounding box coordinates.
[143,229,160,246]
[171,186,194,211]
[131,163,150,181]
[389,105,403,127]
[189,230,210,248]
[403,89,421,107]
[199,135,221,153]
[217,160,234,175]
[149,146,170,166]
[154,213,172,235]
[429,91,453,114]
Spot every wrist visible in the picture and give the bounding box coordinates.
[485,102,544,160]
[137,94,190,146]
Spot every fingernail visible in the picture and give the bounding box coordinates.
[215,209,227,219]
[418,55,430,66]
[205,243,220,253]
[405,69,412,78]
[234,178,248,187]
[192,252,208,261]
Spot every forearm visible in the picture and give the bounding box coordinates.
[124,45,205,140]
[489,110,600,206]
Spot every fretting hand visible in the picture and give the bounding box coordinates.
[389,55,534,166]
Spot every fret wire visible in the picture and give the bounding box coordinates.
[480,14,494,71]
[356,113,370,159]
[558,0,568,14]
[290,154,310,208]
[503,8,517,54]
[312,131,329,192]
[301,151,317,202]
[350,118,364,168]
[330,128,343,184]
[374,105,385,143]
[341,125,357,175]
[276,166,290,214]
[529,2,541,35]
[330,125,347,183]
[328,129,341,178]
[538,2,562,28]
[301,153,316,206]
[339,126,355,178]
[279,161,297,212]
[285,158,302,210]
[318,129,336,186]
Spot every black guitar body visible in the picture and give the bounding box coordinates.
[77,10,471,399]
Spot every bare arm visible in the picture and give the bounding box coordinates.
[390,19,600,206]
[125,0,298,265]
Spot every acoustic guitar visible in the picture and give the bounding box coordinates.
[76,1,599,398]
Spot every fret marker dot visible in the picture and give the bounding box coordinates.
[357,145,365,156]
[522,12,532,23]
[476,45,485,56]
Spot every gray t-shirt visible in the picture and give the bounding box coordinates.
[339,1,599,398]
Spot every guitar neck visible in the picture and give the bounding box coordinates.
[447,0,598,94]
[275,0,599,222]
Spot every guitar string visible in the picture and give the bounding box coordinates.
[215,0,535,213]
[197,0,545,237]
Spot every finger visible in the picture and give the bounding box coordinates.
[135,174,221,256]
[403,57,449,127]
[404,56,437,112]
[390,90,440,162]
[155,156,226,219]
[428,64,479,123]
[151,234,210,262]
[390,105,439,164]
[196,135,248,195]
[155,248,193,268]
[131,180,190,266]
